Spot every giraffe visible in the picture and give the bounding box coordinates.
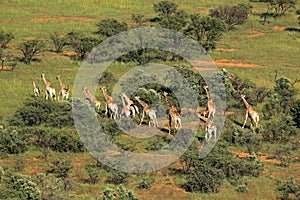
[203,86,216,120]
[134,96,159,127]
[100,86,119,119]
[56,75,69,101]
[82,87,101,111]
[121,92,139,117]
[163,92,181,134]
[32,81,41,97]
[198,114,217,141]
[120,94,131,119]
[41,73,56,100]
[240,94,259,128]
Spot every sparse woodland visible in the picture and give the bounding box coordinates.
[0,0,300,199]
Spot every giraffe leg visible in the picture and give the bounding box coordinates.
[242,112,248,128]
[139,110,145,125]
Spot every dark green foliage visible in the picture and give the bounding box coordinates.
[19,39,44,64]
[102,184,139,200]
[274,76,297,114]
[292,99,300,128]
[270,0,297,16]
[95,18,128,38]
[9,98,73,128]
[209,4,252,31]
[46,159,73,180]
[185,15,226,51]
[131,14,145,26]
[153,1,178,17]
[158,10,189,31]
[98,71,116,85]
[85,165,99,184]
[263,115,297,141]
[0,128,27,154]
[277,177,300,200]
[0,30,14,48]
[136,177,155,190]
[185,162,225,193]
[50,32,68,53]
[0,173,41,200]
[235,184,248,193]
[66,31,100,59]
[106,171,129,185]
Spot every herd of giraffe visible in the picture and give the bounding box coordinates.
[32,69,260,140]
[33,73,70,101]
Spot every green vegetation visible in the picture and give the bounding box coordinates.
[0,0,299,199]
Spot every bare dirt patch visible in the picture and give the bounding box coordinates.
[273,26,286,31]
[216,48,237,52]
[233,151,281,164]
[193,59,261,69]
[248,30,265,37]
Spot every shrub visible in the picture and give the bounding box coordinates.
[0,173,41,200]
[0,129,27,154]
[277,176,300,200]
[136,177,155,190]
[185,162,225,193]
[236,184,249,193]
[19,39,44,64]
[209,4,252,30]
[46,159,73,180]
[106,171,129,185]
[0,30,14,48]
[9,98,73,128]
[102,184,139,200]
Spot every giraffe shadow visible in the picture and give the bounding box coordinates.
[227,116,245,128]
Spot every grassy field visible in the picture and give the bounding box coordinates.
[0,0,300,199]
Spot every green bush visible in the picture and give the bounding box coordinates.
[46,159,73,180]
[9,98,73,128]
[185,162,225,193]
[106,171,129,185]
[0,128,27,154]
[102,184,139,200]
[0,173,41,200]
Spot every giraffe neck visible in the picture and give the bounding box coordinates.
[121,96,127,107]
[242,97,251,109]
[101,88,110,101]
[57,76,65,88]
[137,98,148,109]
[164,94,173,110]
[204,88,212,100]
[122,93,132,105]
[42,75,50,86]
[33,81,37,88]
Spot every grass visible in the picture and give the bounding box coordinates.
[0,0,300,199]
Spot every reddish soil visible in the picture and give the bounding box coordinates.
[216,48,237,52]
[192,59,261,68]
[273,26,286,31]
[248,30,265,37]
[232,151,281,164]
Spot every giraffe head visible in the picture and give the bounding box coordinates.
[203,85,208,90]
[134,96,140,100]
[82,86,87,91]
[100,86,106,92]
[41,73,45,78]
[163,91,168,97]
[240,94,246,99]
[56,75,60,80]
[222,68,227,73]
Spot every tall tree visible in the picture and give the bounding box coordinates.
[95,19,128,38]
[153,1,178,17]
[185,15,225,51]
